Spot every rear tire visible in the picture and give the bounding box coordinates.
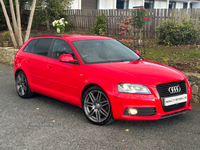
[82,86,114,125]
[15,71,33,98]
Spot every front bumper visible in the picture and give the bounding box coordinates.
[109,86,192,121]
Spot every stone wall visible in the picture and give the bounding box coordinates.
[185,73,200,103]
[0,47,199,103]
[0,47,18,65]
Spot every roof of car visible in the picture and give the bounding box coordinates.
[31,35,114,41]
[62,35,114,41]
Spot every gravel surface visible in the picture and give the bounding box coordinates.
[0,63,200,150]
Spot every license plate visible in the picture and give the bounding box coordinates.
[164,94,187,106]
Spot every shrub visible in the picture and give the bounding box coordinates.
[132,7,150,30]
[117,17,134,35]
[156,19,200,46]
[92,13,107,35]
[3,42,8,47]
[2,31,11,41]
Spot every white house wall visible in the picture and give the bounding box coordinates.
[128,0,143,9]
[70,0,81,9]
[176,2,183,9]
[69,0,200,9]
[154,1,167,9]
[99,0,115,9]
[192,2,200,8]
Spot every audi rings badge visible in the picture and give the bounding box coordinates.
[168,85,181,94]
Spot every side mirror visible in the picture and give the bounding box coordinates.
[59,54,76,63]
[134,50,140,56]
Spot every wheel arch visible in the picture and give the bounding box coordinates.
[15,69,24,80]
[14,68,33,92]
[81,83,102,103]
[79,73,119,102]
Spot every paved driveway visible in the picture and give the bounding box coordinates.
[0,63,200,150]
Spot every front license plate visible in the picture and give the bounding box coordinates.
[164,94,187,106]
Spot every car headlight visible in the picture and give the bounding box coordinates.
[118,83,151,94]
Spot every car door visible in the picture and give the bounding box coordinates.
[45,39,80,104]
[25,38,53,91]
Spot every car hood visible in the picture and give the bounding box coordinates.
[88,60,186,86]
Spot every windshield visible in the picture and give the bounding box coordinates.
[72,40,141,64]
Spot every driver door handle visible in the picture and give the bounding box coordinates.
[47,65,52,69]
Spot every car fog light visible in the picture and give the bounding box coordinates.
[128,108,138,115]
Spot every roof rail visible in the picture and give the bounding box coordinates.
[32,35,63,37]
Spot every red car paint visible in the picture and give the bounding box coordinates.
[14,35,192,121]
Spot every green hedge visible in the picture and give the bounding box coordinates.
[156,19,200,46]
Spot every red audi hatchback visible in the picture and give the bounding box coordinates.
[14,35,192,125]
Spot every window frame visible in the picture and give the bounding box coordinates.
[169,1,176,9]
[48,38,80,65]
[25,38,55,57]
[116,0,129,9]
[23,39,39,53]
[183,3,187,9]
[144,0,154,9]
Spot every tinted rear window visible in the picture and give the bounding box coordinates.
[32,38,53,56]
[23,39,38,52]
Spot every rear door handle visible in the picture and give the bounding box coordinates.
[26,59,30,63]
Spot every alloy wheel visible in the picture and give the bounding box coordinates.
[83,89,111,124]
[16,72,27,96]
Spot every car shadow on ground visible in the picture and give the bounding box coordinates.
[19,92,194,128]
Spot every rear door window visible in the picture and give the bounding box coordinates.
[32,38,53,56]
[23,39,38,52]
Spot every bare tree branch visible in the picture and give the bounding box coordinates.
[9,0,19,44]
[15,0,23,46]
[0,0,17,47]
[24,0,37,43]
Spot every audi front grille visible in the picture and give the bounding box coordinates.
[156,81,187,112]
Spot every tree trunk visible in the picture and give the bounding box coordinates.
[9,0,19,44]
[15,0,23,46]
[46,9,50,30]
[24,0,36,43]
[46,17,50,30]
[0,0,17,47]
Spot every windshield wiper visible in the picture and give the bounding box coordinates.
[136,57,142,61]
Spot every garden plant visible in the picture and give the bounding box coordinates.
[117,7,150,46]
[156,19,200,46]
[91,13,107,35]
[52,18,68,34]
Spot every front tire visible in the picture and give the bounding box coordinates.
[15,71,33,98]
[82,86,113,125]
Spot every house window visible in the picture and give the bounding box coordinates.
[117,0,129,9]
[183,3,187,8]
[145,0,154,9]
[183,3,193,9]
[169,2,176,9]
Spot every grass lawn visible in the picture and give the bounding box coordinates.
[0,29,200,73]
[119,37,200,73]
